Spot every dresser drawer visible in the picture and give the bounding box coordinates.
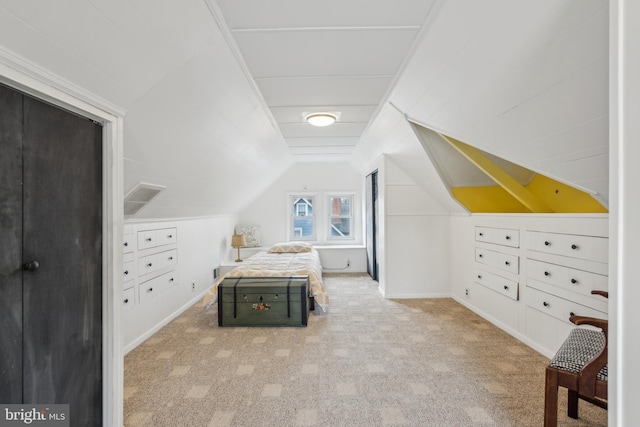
[138,249,178,277]
[476,226,520,248]
[123,287,135,309]
[123,260,135,281]
[475,269,519,300]
[475,248,519,274]
[139,271,178,304]
[527,231,607,263]
[527,259,608,300]
[527,258,566,287]
[526,287,607,325]
[137,227,178,251]
[123,234,134,253]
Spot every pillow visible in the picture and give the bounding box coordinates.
[268,242,313,253]
[235,225,261,247]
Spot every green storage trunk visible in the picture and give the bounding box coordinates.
[218,276,310,327]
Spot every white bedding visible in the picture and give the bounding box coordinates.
[203,248,328,312]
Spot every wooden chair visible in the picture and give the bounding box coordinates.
[544,290,608,426]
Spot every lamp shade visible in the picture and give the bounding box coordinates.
[231,234,247,248]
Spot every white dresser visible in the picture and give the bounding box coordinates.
[122,225,179,308]
[474,226,520,301]
[524,229,608,352]
[452,214,609,357]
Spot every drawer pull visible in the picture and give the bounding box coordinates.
[571,278,578,284]
[477,275,482,279]
[570,311,575,317]
[147,263,153,267]
[169,278,174,282]
[169,256,173,260]
[543,301,549,307]
[504,285,509,290]
[505,261,510,266]
[124,242,128,247]
[168,234,173,238]
[124,298,129,304]
[544,271,550,276]
[478,254,483,258]
[544,241,551,246]
[147,287,153,292]
[571,244,578,250]
[505,235,511,240]
[146,237,152,242]
[479,232,483,236]
[124,270,129,275]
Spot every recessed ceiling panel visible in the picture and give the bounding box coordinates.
[280,123,367,138]
[256,76,392,107]
[217,0,436,29]
[285,137,360,147]
[232,29,417,78]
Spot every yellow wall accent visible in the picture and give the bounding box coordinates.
[452,186,531,213]
[526,174,608,213]
[439,134,554,213]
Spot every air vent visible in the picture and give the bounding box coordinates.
[124,183,165,216]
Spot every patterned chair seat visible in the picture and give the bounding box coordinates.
[549,328,607,381]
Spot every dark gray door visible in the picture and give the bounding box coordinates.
[0,84,103,425]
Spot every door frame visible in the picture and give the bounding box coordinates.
[0,51,125,426]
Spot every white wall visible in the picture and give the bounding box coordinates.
[237,162,364,246]
[381,156,451,298]
[122,215,235,351]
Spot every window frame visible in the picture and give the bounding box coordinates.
[326,193,355,241]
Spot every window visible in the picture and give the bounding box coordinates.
[327,194,353,240]
[288,192,357,243]
[290,196,315,240]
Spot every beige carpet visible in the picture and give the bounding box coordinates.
[124,273,607,426]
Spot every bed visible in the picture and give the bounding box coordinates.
[203,242,328,312]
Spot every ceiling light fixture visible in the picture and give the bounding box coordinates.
[305,112,337,127]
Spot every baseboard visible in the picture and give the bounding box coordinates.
[384,292,451,299]
[451,294,555,359]
[123,289,212,355]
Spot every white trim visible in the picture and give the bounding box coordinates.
[0,57,124,427]
[0,46,125,117]
[610,1,640,424]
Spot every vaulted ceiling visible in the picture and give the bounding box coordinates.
[210,0,437,162]
[0,0,609,218]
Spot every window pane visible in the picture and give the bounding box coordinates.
[293,218,314,237]
[290,195,315,240]
[330,218,351,237]
[330,197,350,216]
[293,198,313,216]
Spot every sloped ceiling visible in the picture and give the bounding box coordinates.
[0,0,294,218]
[0,0,609,218]
[353,0,609,206]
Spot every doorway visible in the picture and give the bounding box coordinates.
[365,170,379,281]
[0,83,103,424]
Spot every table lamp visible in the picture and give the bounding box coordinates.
[231,234,247,262]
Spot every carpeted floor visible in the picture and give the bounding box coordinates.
[123,273,607,426]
